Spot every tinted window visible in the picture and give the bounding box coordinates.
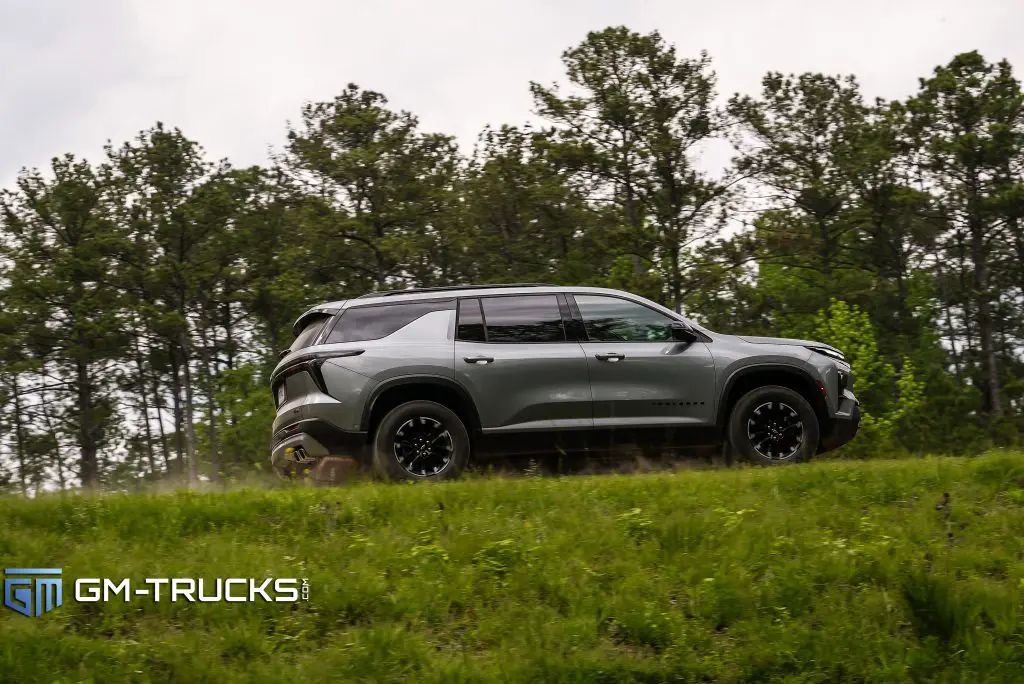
[289,314,331,352]
[482,295,566,343]
[457,298,486,342]
[325,299,455,343]
[575,295,675,342]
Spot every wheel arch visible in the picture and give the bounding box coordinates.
[361,375,481,439]
[717,364,830,431]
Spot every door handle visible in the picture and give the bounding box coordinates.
[464,356,494,365]
[595,352,625,362]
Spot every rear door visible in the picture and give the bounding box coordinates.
[570,293,717,428]
[454,294,593,433]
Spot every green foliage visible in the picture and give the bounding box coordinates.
[0,155,129,488]
[532,26,731,311]
[279,84,462,292]
[811,300,925,454]
[212,364,278,477]
[1,454,1023,681]
[907,52,1024,419]
[603,255,665,303]
[456,125,610,285]
[1,33,1024,488]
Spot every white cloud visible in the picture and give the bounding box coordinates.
[1,0,1021,187]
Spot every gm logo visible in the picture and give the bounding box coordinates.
[3,568,63,617]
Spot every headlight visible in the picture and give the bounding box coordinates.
[808,346,846,363]
[276,384,287,406]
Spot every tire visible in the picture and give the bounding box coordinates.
[371,400,471,481]
[727,385,819,466]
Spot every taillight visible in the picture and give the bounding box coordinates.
[308,358,328,393]
[269,349,365,398]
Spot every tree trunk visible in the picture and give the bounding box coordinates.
[222,300,236,370]
[133,334,157,476]
[224,302,239,429]
[819,217,834,302]
[75,355,100,489]
[150,368,172,472]
[179,330,200,485]
[10,376,27,497]
[972,257,1001,416]
[967,185,1001,416]
[667,227,682,313]
[41,391,66,490]
[199,322,219,482]
[954,233,976,358]
[936,261,963,381]
[624,171,644,276]
[169,345,186,476]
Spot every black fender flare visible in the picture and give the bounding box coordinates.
[359,375,481,434]
[715,363,829,429]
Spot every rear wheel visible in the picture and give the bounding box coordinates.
[371,400,471,481]
[727,385,819,465]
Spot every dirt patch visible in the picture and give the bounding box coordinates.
[310,456,366,485]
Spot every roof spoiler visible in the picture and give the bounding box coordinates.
[291,303,344,337]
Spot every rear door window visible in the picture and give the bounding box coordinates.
[481,295,566,343]
[325,299,455,343]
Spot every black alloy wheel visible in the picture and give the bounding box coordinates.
[745,401,804,461]
[372,400,471,481]
[392,416,455,477]
[728,385,819,465]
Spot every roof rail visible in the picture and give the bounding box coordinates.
[355,283,554,299]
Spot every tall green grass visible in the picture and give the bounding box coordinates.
[2,453,1023,683]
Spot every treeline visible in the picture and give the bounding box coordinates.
[1,27,1022,492]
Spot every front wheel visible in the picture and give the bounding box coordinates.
[371,400,471,481]
[727,385,819,465]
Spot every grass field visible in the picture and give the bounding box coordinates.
[2,453,1024,683]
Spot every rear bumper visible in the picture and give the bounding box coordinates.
[819,390,861,452]
[271,419,368,475]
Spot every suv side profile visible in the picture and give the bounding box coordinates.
[270,284,860,480]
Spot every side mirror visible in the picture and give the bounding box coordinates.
[670,321,698,343]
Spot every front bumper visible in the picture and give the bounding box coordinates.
[819,389,860,452]
[271,419,368,476]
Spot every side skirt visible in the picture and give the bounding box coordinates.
[473,426,724,460]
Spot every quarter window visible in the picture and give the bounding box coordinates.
[289,314,331,352]
[481,295,566,343]
[575,295,675,342]
[325,299,454,344]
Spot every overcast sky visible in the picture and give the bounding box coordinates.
[2,0,1021,189]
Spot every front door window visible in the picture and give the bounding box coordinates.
[574,295,675,342]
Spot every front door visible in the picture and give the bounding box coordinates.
[571,293,717,430]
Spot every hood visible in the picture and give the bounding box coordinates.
[735,335,844,358]
[736,335,835,350]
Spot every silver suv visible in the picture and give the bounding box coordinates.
[270,284,860,480]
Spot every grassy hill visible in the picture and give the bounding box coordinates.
[2,453,1023,683]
